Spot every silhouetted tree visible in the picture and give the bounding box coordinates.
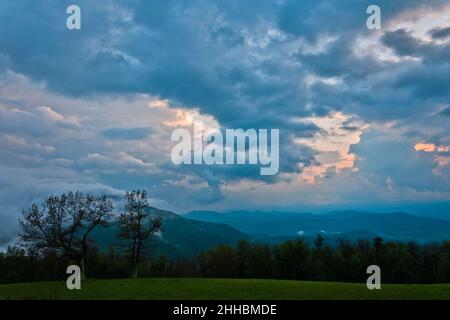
[311,235,333,280]
[373,237,384,264]
[314,234,326,250]
[117,190,162,278]
[199,244,239,278]
[19,192,113,279]
[274,239,310,280]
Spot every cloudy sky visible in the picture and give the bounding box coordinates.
[1,0,450,245]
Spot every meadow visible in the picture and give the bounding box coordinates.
[0,278,449,300]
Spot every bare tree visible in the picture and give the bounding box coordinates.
[19,191,114,279]
[117,190,161,278]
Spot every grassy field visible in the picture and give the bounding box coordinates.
[0,278,449,300]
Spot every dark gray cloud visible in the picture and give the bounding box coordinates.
[429,26,450,40]
[382,29,424,57]
[298,35,389,79]
[383,29,450,64]
[277,0,449,40]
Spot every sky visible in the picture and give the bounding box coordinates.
[1,0,450,246]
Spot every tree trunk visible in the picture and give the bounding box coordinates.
[131,240,138,278]
[131,255,139,278]
[80,256,87,281]
[81,240,88,280]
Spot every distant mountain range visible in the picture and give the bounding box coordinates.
[184,210,450,243]
[91,208,450,259]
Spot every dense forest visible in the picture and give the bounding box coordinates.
[2,237,450,284]
[1,191,450,285]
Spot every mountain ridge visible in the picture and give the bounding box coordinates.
[92,207,250,258]
[183,210,450,243]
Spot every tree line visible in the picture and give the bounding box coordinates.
[198,236,450,283]
[1,191,450,284]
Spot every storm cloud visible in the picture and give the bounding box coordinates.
[1,0,450,246]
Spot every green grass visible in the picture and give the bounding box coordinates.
[0,278,449,300]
